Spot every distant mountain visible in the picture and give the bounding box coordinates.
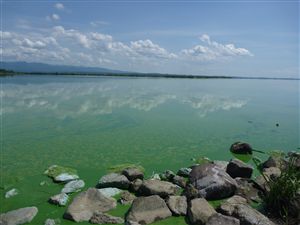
[0,61,128,74]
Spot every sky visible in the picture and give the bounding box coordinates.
[1,1,299,78]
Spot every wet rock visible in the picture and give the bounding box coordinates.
[213,160,229,171]
[160,170,175,181]
[5,188,18,199]
[166,196,187,216]
[54,173,79,183]
[61,180,85,194]
[172,175,186,188]
[98,187,122,198]
[187,163,237,200]
[0,207,38,225]
[226,159,253,178]
[90,212,124,224]
[206,213,240,225]
[130,179,143,192]
[119,191,136,205]
[138,179,179,198]
[187,198,217,225]
[44,165,79,183]
[230,142,253,154]
[49,193,69,206]
[122,168,144,181]
[126,195,172,224]
[177,168,192,177]
[64,188,117,222]
[97,173,130,189]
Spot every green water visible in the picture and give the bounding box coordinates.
[0,75,299,224]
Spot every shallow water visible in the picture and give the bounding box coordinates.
[0,75,299,224]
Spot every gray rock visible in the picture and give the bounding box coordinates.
[187,163,237,200]
[177,167,192,177]
[261,156,287,169]
[138,179,179,198]
[0,207,38,225]
[5,188,18,199]
[122,168,144,181]
[226,159,253,178]
[54,173,79,183]
[49,193,69,206]
[119,191,136,205]
[160,170,175,181]
[90,212,124,224]
[187,198,217,225]
[206,213,240,225]
[218,195,275,225]
[44,165,79,183]
[172,175,186,188]
[255,167,281,191]
[150,173,161,180]
[126,195,172,224]
[230,142,253,154]
[44,218,60,225]
[98,187,122,198]
[98,173,130,189]
[130,179,143,192]
[61,180,85,194]
[64,188,117,222]
[235,178,260,203]
[166,196,187,216]
[213,160,229,171]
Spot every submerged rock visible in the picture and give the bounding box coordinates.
[90,212,124,224]
[230,142,253,154]
[97,173,130,189]
[138,179,179,198]
[0,207,38,225]
[61,180,85,194]
[226,159,253,178]
[49,193,69,206]
[5,188,18,199]
[187,198,216,225]
[98,187,122,198]
[166,196,187,216]
[44,165,79,182]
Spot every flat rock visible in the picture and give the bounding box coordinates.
[5,188,18,199]
[49,193,69,206]
[177,168,192,177]
[119,191,136,205]
[122,168,144,181]
[0,207,38,225]
[98,187,122,198]
[166,196,187,216]
[64,188,117,222]
[126,195,172,224]
[90,212,124,224]
[54,173,79,183]
[187,198,217,225]
[226,159,253,178]
[206,213,240,225]
[187,163,237,200]
[98,173,130,189]
[130,179,143,192]
[138,179,179,198]
[61,180,85,194]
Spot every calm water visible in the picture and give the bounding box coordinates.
[0,75,299,224]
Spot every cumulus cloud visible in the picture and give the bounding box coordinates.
[90,21,110,27]
[47,14,60,21]
[55,3,64,10]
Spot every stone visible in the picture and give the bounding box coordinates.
[160,170,175,181]
[49,193,69,206]
[5,188,18,199]
[90,212,124,224]
[0,207,38,225]
[255,167,281,191]
[187,163,237,200]
[218,195,275,225]
[172,175,186,188]
[261,156,287,170]
[177,167,192,177]
[97,173,130,189]
[230,142,252,154]
[122,168,144,181]
[138,179,179,198]
[206,213,240,225]
[187,198,217,225]
[98,187,122,198]
[166,196,187,216]
[54,173,79,183]
[119,191,136,205]
[150,173,161,180]
[126,195,172,224]
[213,160,229,171]
[235,178,260,203]
[44,218,60,225]
[61,180,85,194]
[64,188,117,222]
[44,165,79,183]
[130,179,143,192]
[226,159,253,178]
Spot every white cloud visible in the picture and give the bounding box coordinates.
[52,14,60,20]
[90,21,109,27]
[55,3,64,10]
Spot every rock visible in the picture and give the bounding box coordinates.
[235,178,260,203]
[126,195,172,224]
[166,196,187,216]
[206,213,240,225]
[213,160,229,171]
[255,167,281,191]
[98,187,122,198]
[130,179,143,192]
[150,173,161,180]
[138,179,179,198]
[61,180,85,194]
[177,167,192,177]
[187,198,217,225]
[160,170,175,181]
[64,188,117,222]
[226,159,253,178]
[119,191,136,205]
[0,207,38,225]
[122,168,144,181]
[90,212,124,224]
[125,221,141,225]
[44,165,79,182]
[54,173,79,183]
[97,173,130,189]
[5,188,18,199]
[218,195,275,225]
[230,142,252,154]
[44,218,60,225]
[172,175,186,188]
[49,193,69,206]
[187,163,237,200]
[288,151,300,168]
[261,156,287,170]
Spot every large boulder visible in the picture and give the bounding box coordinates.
[187,198,217,225]
[206,213,240,225]
[186,163,237,200]
[122,168,144,181]
[138,179,179,198]
[166,196,187,216]
[49,193,69,206]
[90,212,124,224]
[230,142,252,154]
[0,207,38,225]
[218,195,275,225]
[97,173,130,189]
[126,195,172,224]
[64,188,117,222]
[61,179,85,194]
[226,159,253,178]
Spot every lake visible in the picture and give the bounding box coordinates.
[0,75,299,224]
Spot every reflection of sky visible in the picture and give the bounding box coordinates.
[1,79,247,118]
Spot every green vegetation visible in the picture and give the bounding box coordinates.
[107,163,145,173]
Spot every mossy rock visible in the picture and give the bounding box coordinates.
[108,163,145,174]
[44,165,78,178]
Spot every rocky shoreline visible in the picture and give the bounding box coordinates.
[1,143,299,225]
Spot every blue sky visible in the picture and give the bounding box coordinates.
[1,1,299,77]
